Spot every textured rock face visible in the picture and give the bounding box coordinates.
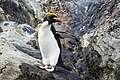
[0,0,45,27]
[64,0,102,36]
[0,21,41,80]
[91,0,120,79]
[63,0,120,80]
[0,0,120,80]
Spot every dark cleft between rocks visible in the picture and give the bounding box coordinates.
[0,27,3,32]
[0,0,30,25]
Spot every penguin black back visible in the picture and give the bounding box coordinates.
[51,25,63,66]
[51,25,71,71]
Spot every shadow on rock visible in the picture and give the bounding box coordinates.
[0,0,37,27]
[83,45,103,80]
[16,63,81,80]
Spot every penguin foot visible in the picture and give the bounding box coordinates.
[39,64,55,72]
[45,66,55,72]
[39,64,48,69]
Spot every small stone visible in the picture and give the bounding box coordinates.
[0,52,2,55]
[75,59,87,72]
[4,23,9,26]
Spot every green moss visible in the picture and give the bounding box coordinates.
[15,28,24,37]
[103,66,114,80]
[114,65,120,80]
[103,67,114,75]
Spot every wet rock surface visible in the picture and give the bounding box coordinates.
[0,0,120,80]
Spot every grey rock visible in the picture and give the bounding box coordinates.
[16,63,81,80]
[75,59,87,72]
[0,21,42,80]
[0,0,44,27]
[0,0,120,80]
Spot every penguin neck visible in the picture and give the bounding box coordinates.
[40,21,51,30]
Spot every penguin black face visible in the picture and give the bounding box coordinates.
[43,13,61,24]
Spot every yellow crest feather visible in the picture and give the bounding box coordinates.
[46,12,57,17]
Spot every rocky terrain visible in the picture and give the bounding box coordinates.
[0,0,120,80]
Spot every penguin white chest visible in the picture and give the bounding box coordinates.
[38,29,60,54]
[38,22,60,66]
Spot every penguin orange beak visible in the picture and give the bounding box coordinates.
[53,17,62,23]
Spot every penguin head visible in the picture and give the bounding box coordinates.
[43,12,61,24]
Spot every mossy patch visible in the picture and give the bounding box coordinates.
[103,65,114,80]
[114,65,120,80]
